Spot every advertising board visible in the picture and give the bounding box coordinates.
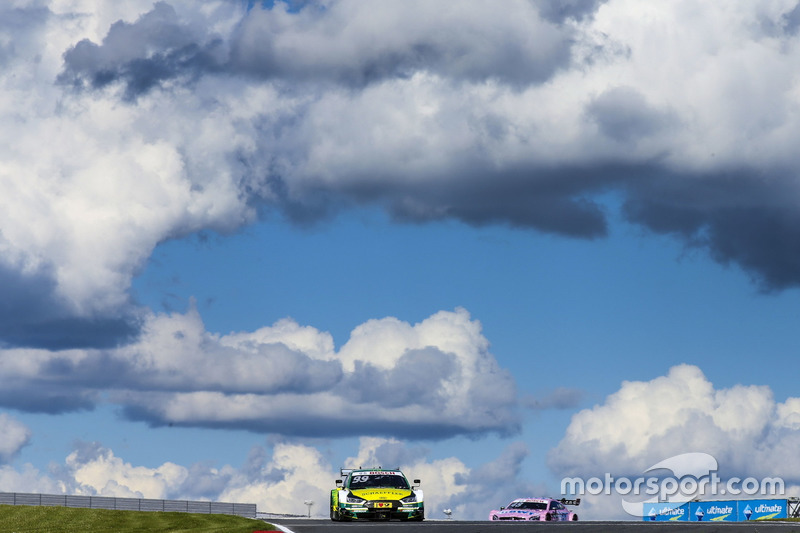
[738,499,787,521]
[643,502,688,521]
[688,500,736,521]
[643,499,789,521]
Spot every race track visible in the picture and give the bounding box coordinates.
[268,519,800,533]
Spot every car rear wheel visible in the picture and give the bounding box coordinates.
[545,513,552,521]
[572,514,578,521]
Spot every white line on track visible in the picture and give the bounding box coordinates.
[267,523,296,533]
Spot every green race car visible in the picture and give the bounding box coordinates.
[330,467,424,521]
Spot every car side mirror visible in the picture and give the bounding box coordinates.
[500,506,506,511]
[335,479,342,486]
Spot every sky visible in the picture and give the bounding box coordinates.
[2,0,800,521]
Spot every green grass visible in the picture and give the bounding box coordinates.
[0,505,276,533]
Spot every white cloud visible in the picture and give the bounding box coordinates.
[0,435,535,519]
[66,443,188,499]
[0,464,64,495]
[115,306,342,395]
[197,437,535,520]
[0,413,31,463]
[118,307,518,438]
[231,0,570,86]
[442,441,552,520]
[3,0,800,344]
[549,364,800,484]
[581,1,800,169]
[0,307,519,439]
[220,441,337,516]
[0,1,250,329]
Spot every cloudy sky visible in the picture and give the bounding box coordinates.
[2,0,800,521]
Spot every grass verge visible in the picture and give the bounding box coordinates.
[0,504,276,532]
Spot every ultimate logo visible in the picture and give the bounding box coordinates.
[330,468,424,521]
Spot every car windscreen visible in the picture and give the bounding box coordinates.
[348,474,409,490]
[510,501,547,510]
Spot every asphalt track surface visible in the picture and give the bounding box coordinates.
[268,519,800,532]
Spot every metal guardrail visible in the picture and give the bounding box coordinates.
[0,492,257,518]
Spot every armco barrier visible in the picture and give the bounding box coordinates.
[0,492,256,518]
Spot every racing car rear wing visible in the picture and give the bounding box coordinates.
[559,498,581,506]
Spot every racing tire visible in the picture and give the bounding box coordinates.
[402,511,424,522]
[572,514,579,521]
[491,515,499,520]
[329,495,341,522]
[545,513,552,521]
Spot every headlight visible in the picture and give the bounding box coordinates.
[346,493,366,504]
[400,494,417,504]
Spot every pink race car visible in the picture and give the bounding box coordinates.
[489,497,580,521]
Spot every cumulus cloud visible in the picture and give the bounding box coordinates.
[0,464,65,495]
[220,440,340,516]
[440,441,552,520]
[10,1,800,518]
[0,436,535,519]
[0,440,217,502]
[220,436,539,519]
[229,0,572,87]
[4,0,800,486]
[549,365,800,496]
[0,1,252,348]
[0,413,32,463]
[58,2,232,101]
[65,441,188,498]
[4,0,800,347]
[0,307,519,439]
[545,365,800,519]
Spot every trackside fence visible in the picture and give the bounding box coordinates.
[0,492,256,518]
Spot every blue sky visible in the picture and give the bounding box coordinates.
[2,0,800,521]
